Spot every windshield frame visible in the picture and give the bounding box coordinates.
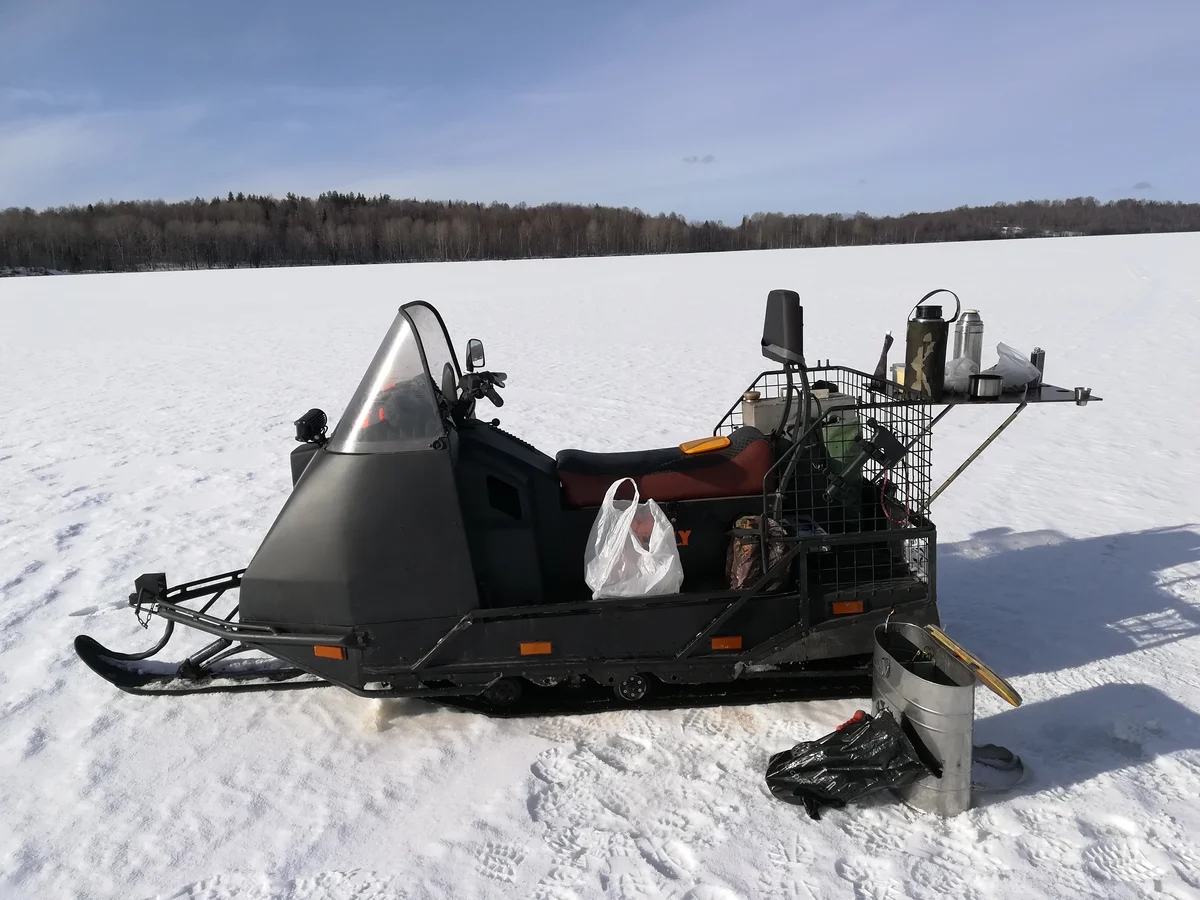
[325,304,454,454]
[401,300,462,392]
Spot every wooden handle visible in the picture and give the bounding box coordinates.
[926,625,1023,708]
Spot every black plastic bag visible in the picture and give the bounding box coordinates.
[765,709,937,820]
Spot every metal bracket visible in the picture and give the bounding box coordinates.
[924,401,1028,510]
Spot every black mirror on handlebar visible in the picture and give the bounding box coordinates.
[465,339,485,372]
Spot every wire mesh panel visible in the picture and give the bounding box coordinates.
[715,367,935,609]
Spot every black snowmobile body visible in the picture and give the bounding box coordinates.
[75,291,1098,713]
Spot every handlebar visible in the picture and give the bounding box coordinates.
[459,370,507,409]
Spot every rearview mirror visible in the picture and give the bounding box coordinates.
[465,338,485,372]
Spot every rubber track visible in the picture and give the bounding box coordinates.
[434,672,873,718]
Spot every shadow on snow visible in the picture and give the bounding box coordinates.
[936,524,1200,679]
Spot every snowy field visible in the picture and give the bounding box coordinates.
[2,233,1200,900]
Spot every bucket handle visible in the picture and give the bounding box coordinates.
[908,288,961,324]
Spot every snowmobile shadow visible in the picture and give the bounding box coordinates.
[937,525,1200,679]
[970,681,1200,803]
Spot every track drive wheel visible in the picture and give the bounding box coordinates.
[614,673,650,703]
[484,677,523,708]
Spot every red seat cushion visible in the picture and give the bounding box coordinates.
[556,427,773,508]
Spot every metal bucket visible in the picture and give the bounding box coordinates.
[872,621,976,816]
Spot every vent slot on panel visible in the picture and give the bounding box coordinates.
[486,475,522,520]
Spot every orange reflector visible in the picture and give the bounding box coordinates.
[832,600,864,615]
[314,645,346,660]
[520,641,552,656]
[711,635,743,651]
[680,435,732,455]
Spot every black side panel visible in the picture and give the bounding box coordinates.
[240,448,479,628]
[541,495,771,601]
[758,599,939,664]
[669,496,768,591]
[290,442,320,487]
[453,422,560,607]
[435,592,801,668]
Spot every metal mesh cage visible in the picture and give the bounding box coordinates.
[714,366,935,611]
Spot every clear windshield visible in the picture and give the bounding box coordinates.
[405,302,459,403]
[327,311,444,453]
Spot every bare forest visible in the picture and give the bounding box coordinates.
[2,193,1197,275]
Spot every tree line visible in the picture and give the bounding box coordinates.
[1,192,1197,274]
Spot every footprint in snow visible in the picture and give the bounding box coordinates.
[1016,833,1075,868]
[2,559,45,593]
[54,522,87,552]
[529,862,586,900]
[22,727,48,760]
[835,856,906,900]
[1082,837,1169,884]
[680,886,746,900]
[474,840,527,884]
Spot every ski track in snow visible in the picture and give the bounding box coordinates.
[3,235,1200,899]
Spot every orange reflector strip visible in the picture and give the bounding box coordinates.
[314,645,346,660]
[832,600,864,615]
[680,435,732,455]
[520,641,552,656]
[711,635,743,651]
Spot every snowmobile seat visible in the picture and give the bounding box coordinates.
[556,425,774,508]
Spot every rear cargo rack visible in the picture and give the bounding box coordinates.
[714,364,1100,619]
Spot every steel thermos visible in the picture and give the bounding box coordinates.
[953,309,984,369]
[904,289,961,402]
[1030,347,1046,386]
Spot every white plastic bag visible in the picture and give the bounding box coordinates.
[583,477,685,600]
[944,356,978,393]
[984,342,1041,389]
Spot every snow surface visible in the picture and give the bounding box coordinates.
[2,233,1200,900]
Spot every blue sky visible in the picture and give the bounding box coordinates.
[1,0,1197,223]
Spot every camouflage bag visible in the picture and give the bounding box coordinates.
[726,515,789,591]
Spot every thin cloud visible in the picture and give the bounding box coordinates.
[0,103,208,206]
[1132,180,1153,191]
[683,154,715,164]
[1,86,103,109]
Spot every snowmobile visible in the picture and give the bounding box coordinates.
[75,291,1098,714]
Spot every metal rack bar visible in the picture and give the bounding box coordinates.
[925,402,1028,509]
